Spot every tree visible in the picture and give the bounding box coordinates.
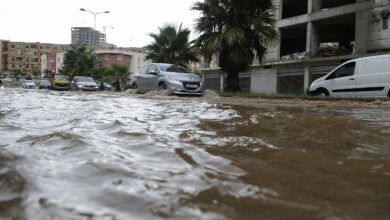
[60,44,94,80]
[145,24,199,68]
[91,64,128,91]
[111,64,129,91]
[192,0,279,92]
[32,68,41,79]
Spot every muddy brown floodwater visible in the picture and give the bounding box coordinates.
[1,88,390,220]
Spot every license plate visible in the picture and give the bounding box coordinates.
[186,84,198,88]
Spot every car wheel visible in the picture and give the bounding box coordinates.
[132,83,138,89]
[388,89,390,97]
[157,82,167,90]
[315,88,329,97]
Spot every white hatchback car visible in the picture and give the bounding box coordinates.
[22,80,36,89]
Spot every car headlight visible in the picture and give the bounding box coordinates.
[77,84,84,87]
[168,76,181,83]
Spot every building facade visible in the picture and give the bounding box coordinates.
[95,49,149,74]
[71,27,106,46]
[202,0,390,94]
[40,52,65,78]
[0,40,69,77]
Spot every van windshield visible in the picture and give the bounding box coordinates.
[330,62,355,79]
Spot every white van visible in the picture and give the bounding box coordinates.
[308,54,390,97]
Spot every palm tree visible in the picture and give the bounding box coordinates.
[192,0,279,92]
[145,24,199,68]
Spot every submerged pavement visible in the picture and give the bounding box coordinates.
[1,88,390,220]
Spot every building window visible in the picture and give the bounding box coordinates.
[117,55,123,61]
[105,54,111,60]
[16,44,23,49]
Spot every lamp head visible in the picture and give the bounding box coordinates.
[80,8,86,11]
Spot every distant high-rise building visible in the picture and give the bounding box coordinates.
[71,27,106,46]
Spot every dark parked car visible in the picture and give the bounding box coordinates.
[70,76,99,91]
[38,80,51,89]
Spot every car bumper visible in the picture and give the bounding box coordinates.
[166,81,204,95]
[78,86,98,91]
[53,84,69,90]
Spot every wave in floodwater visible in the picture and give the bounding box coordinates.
[0,88,390,220]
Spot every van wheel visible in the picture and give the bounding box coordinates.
[388,89,390,97]
[132,83,138,89]
[158,82,167,90]
[315,88,329,97]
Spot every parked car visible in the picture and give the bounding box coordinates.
[22,80,35,89]
[308,54,390,97]
[131,63,204,96]
[50,74,70,90]
[70,76,99,91]
[38,80,51,89]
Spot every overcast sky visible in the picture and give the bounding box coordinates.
[0,0,200,47]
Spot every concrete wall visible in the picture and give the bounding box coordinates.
[128,52,149,74]
[56,53,65,73]
[367,1,390,52]
[251,67,277,94]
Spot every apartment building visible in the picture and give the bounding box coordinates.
[71,27,106,46]
[202,0,390,94]
[0,40,70,77]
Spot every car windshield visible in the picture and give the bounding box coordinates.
[157,64,191,73]
[25,80,33,83]
[40,80,50,85]
[77,76,94,82]
[54,75,68,80]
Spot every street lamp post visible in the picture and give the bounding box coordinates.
[80,8,110,30]
[80,8,109,69]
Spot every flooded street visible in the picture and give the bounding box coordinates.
[1,88,390,220]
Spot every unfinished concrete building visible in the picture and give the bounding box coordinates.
[203,0,390,94]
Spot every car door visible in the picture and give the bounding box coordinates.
[144,64,160,90]
[326,62,356,97]
[135,65,149,91]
